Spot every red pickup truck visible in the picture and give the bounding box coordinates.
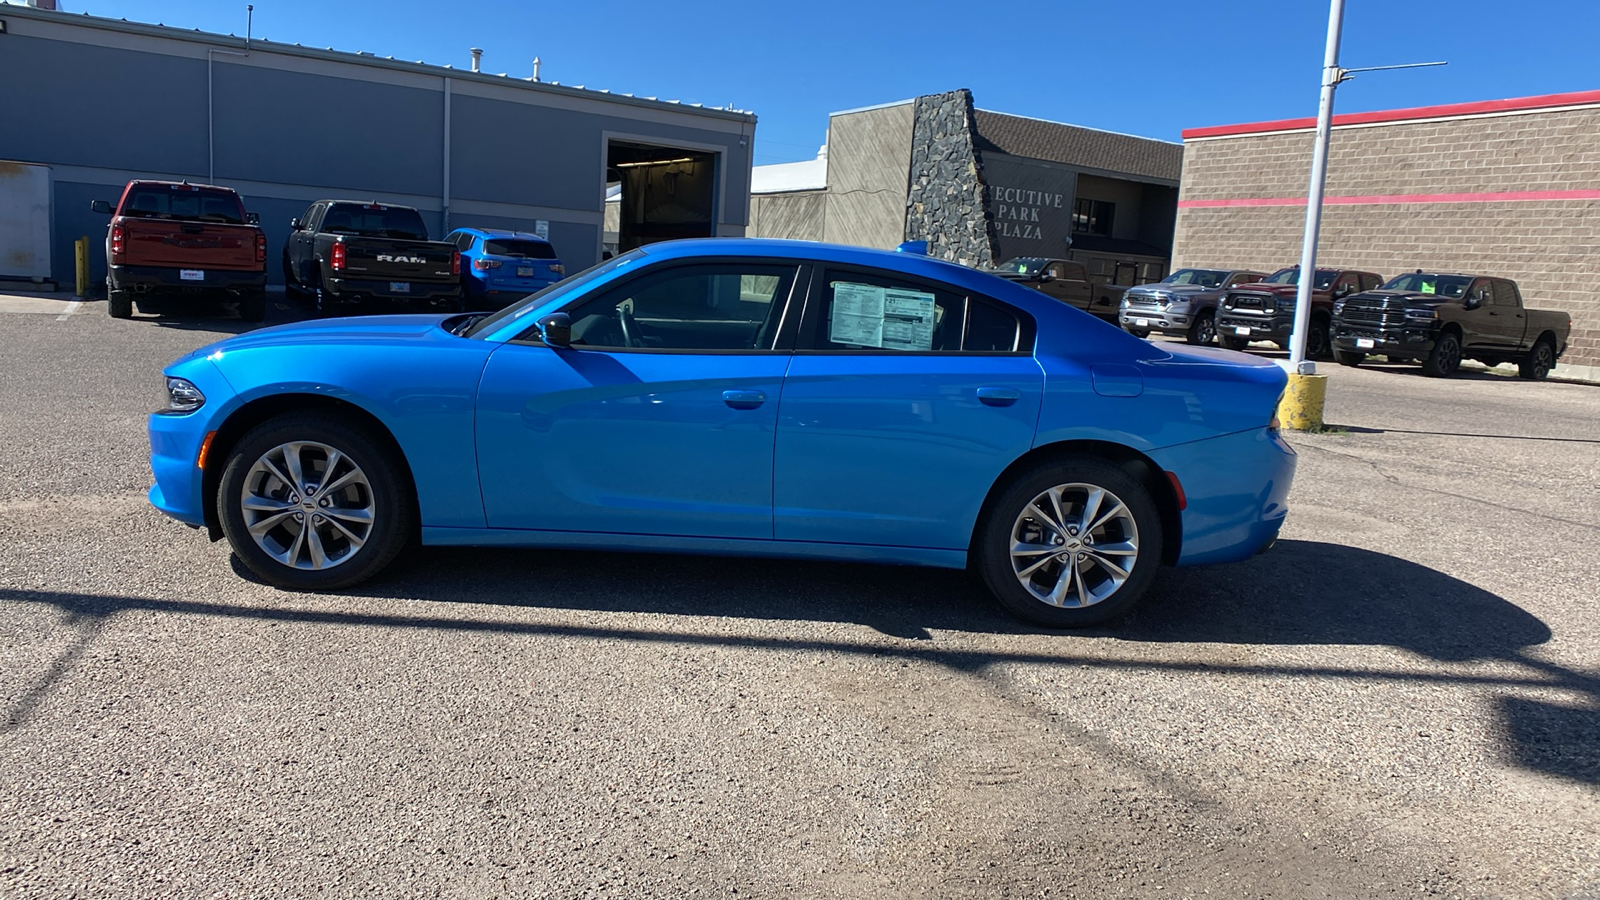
[91,180,268,321]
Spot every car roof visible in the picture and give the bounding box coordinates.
[456,228,552,241]
[127,179,236,192]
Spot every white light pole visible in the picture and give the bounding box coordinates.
[1286,1,1445,374]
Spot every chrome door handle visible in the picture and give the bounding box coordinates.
[722,389,766,410]
[976,387,1022,407]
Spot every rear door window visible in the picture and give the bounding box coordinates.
[321,203,429,240]
[801,267,1032,354]
[484,239,557,259]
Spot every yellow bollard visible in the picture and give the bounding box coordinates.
[1276,373,1328,431]
[74,235,90,299]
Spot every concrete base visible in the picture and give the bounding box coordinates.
[1553,361,1600,385]
[0,278,61,293]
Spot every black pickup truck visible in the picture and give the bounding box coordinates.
[282,200,462,315]
[1332,272,1572,379]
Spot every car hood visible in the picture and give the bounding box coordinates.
[1348,289,1448,306]
[991,271,1045,283]
[180,314,457,362]
[1230,283,1302,296]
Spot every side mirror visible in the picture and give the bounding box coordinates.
[1038,273,1054,284]
[1333,284,1351,298]
[537,312,572,347]
[290,218,303,231]
[90,200,113,214]
[1464,292,1483,310]
[245,212,260,225]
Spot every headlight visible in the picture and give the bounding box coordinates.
[1404,307,1436,320]
[164,377,206,413]
[1332,299,1346,316]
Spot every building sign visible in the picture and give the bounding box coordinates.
[981,153,1076,261]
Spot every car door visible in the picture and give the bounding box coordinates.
[1488,279,1529,349]
[773,265,1044,549]
[1458,277,1501,351]
[474,260,800,539]
[286,202,321,286]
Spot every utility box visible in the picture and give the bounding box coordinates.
[0,161,53,281]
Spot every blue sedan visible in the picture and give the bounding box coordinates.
[445,227,565,310]
[148,239,1295,627]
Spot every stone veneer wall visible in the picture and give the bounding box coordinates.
[903,90,1000,268]
[1174,104,1600,377]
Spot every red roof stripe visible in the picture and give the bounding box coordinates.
[1179,188,1600,208]
[1181,89,1600,140]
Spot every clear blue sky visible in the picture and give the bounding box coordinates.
[71,0,1600,165]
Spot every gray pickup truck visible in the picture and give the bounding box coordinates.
[1332,272,1572,379]
[1119,268,1267,345]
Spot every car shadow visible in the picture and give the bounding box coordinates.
[142,296,310,334]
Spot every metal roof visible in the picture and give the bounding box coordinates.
[0,2,757,124]
[974,110,1182,183]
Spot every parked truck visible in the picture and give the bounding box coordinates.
[989,257,1124,322]
[1215,266,1385,358]
[1119,268,1268,345]
[91,180,267,321]
[282,200,462,316]
[1332,272,1571,379]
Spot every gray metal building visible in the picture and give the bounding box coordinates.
[0,3,756,288]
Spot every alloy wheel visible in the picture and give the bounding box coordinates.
[240,441,376,570]
[1009,483,1140,608]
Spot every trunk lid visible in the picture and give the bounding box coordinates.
[338,238,457,282]
[120,219,259,270]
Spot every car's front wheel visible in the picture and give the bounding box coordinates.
[976,458,1164,628]
[218,413,414,591]
[1186,310,1217,346]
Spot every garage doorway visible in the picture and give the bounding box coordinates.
[606,141,717,254]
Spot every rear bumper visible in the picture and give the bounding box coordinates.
[110,264,265,294]
[325,276,462,305]
[1149,427,1297,567]
[1216,313,1290,342]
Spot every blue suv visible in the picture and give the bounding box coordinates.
[446,228,565,309]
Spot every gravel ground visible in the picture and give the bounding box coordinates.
[2,296,1597,899]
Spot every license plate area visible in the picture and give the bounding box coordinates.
[1356,338,1375,349]
[1233,326,1251,335]
[180,269,205,282]
[390,282,410,293]
[517,266,535,277]
[1134,318,1150,327]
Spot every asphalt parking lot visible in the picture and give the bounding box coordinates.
[2,293,1597,899]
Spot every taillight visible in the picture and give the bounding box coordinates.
[472,257,501,271]
[451,250,461,276]
[330,242,345,272]
[550,264,564,275]
[110,223,126,259]
[255,233,266,264]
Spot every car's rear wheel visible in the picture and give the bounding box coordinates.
[976,458,1164,628]
[218,413,413,591]
[108,284,132,319]
[1518,339,1555,380]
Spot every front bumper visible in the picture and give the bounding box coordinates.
[1216,313,1290,342]
[1331,325,1436,359]
[1120,306,1194,333]
[110,264,265,295]
[1149,426,1297,567]
[147,359,235,528]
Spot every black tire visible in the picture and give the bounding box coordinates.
[1185,310,1217,346]
[1221,334,1251,351]
[1307,317,1332,360]
[1421,331,1462,378]
[1335,350,1365,368]
[976,456,1164,628]
[239,289,267,323]
[1518,339,1555,380]
[218,413,414,592]
[107,283,132,319]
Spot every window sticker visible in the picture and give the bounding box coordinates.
[1420,281,1436,294]
[828,282,937,350]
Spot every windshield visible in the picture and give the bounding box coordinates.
[464,250,646,339]
[1262,268,1340,290]
[1160,268,1230,288]
[123,185,246,225]
[322,203,429,240]
[993,258,1052,275]
[1381,273,1474,298]
[484,239,557,259]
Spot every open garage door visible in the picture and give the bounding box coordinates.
[607,141,716,253]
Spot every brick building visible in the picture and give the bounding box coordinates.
[1173,90,1600,380]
